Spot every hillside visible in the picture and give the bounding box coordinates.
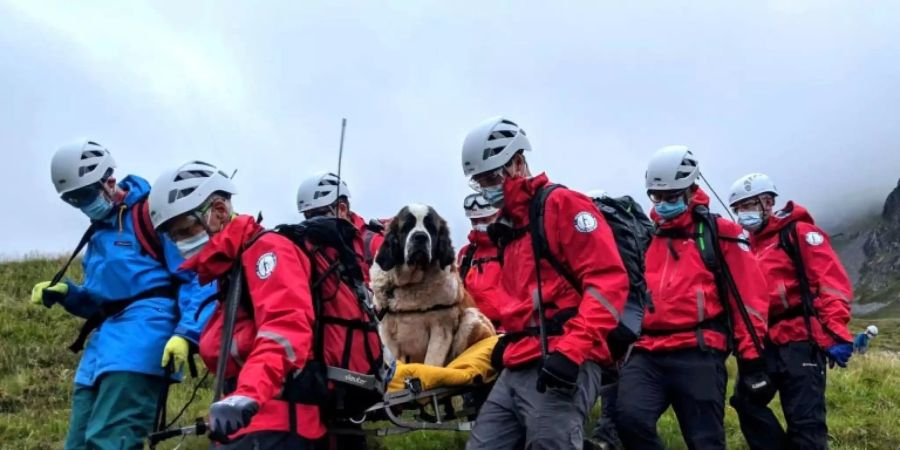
[2,258,900,449]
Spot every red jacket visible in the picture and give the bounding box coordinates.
[349,212,384,283]
[184,215,382,440]
[496,174,629,368]
[457,230,504,326]
[750,202,853,347]
[637,189,769,361]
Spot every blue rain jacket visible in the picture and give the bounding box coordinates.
[59,175,216,387]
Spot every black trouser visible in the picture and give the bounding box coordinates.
[615,349,727,450]
[590,367,622,449]
[731,341,828,450]
[214,432,322,450]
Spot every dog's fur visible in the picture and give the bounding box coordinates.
[371,204,496,367]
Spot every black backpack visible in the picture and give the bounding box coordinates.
[529,185,655,361]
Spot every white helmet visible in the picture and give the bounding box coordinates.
[296,171,351,213]
[645,145,699,191]
[50,139,116,194]
[867,325,879,337]
[463,193,499,219]
[586,189,608,200]
[461,116,531,178]
[148,161,238,230]
[729,173,779,207]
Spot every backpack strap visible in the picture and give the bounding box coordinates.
[529,184,583,294]
[362,230,377,267]
[778,221,845,346]
[131,197,166,263]
[692,206,764,357]
[46,222,101,307]
[459,244,478,282]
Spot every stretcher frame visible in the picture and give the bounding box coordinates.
[148,366,487,447]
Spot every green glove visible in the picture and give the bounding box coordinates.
[31,281,68,307]
[161,336,190,371]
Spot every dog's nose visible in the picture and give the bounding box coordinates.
[411,231,429,245]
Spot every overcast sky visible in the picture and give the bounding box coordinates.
[1,0,899,258]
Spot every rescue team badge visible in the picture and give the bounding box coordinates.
[256,252,277,279]
[805,232,825,246]
[574,211,598,233]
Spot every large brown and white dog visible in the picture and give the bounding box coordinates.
[371,204,496,367]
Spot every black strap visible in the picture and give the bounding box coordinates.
[502,307,579,343]
[213,261,245,402]
[46,222,101,307]
[383,302,458,315]
[641,314,728,337]
[459,244,478,281]
[362,230,376,267]
[693,207,764,357]
[69,285,177,353]
[779,221,846,345]
[530,184,583,294]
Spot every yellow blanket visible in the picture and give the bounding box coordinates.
[388,335,499,393]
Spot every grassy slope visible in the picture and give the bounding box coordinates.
[1,258,899,450]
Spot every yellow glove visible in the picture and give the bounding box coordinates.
[31,281,68,307]
[161,336,190,371]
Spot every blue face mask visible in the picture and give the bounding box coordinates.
[655,198,688,220]
[737,211,764,231]
[482,185,505,208]
[79,194,114,221]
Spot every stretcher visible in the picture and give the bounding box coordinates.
[148,336,499,447]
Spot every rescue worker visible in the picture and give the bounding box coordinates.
[854,325,879,355]
[150,161,382,450]
[615,146,770,450]
[728,172,854,450]
[461,117,630,450]
[457,193,504,328]
[31,140,214,450]
[296,171,384,279]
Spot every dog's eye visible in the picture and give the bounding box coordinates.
[401,217,415,233]
[423,215,436,234]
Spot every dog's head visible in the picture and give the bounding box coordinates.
[375,204,455,272]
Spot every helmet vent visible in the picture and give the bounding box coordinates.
[79,164,98,176]
[175,170,213,181]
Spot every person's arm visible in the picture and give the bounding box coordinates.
[719,221,769,361]
[231,237,316,406]
[547,191,630,365]
[162,236,217,344]
[796,223,853,345]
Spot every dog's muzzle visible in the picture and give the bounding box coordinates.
[406,231,432,266]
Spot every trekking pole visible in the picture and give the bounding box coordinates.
[213,261,244,402]
[699,171,735,221]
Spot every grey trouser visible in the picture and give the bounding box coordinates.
[467,361,603,450]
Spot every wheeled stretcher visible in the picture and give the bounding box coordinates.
[148,336,499,448]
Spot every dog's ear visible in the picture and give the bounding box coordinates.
[434,211,456,270]
[375,214,404,271]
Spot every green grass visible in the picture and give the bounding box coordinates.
[1,258,899,449]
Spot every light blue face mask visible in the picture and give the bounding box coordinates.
[79,194,114,221]
[176,232,210,259]
[655,198,688,220]
[737,211,765,232]
[482,185,505,208]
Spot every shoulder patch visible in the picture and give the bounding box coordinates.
[256,252,278,279]
[805,231,825,246]
[574,211,598,233]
